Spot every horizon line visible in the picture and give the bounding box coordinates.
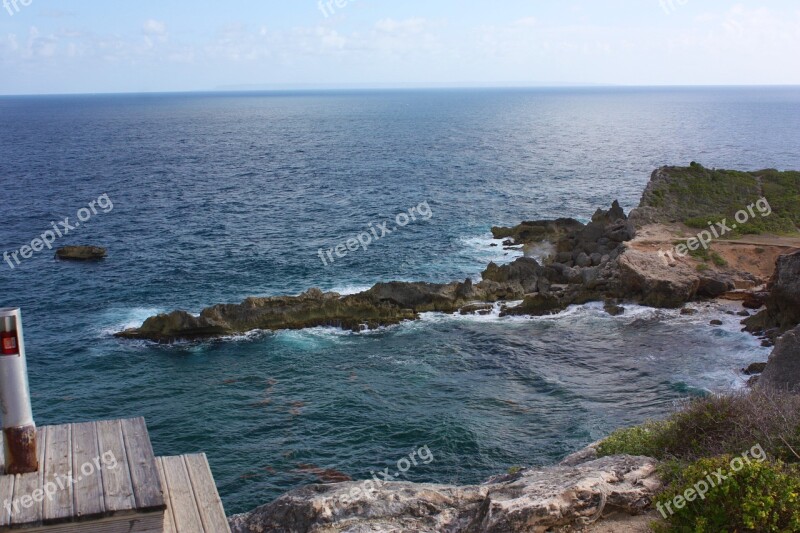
[2,83,799,98]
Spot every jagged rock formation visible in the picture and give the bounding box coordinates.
[757,324,800,392]
[491,218,584,247]
[116,288,419,342]
[744,250,800,340]
[228,455,660,533]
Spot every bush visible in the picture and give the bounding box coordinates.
[596,420,673,458]
[654,457,800,532]
[596,391,800,532]
[710,251,728,267]
[597,391,800,463]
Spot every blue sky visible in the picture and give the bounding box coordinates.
[1,0,799,94]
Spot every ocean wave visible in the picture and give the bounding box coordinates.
[328,284,373,296]
[97,306,165,336]
[458,234,523,273]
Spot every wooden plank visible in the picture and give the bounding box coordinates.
[11,425,47,526]
[42,423,73,523]
[0,469,14,527]
[183,454,230,533]
[0,431,5,475]
[96,419,135,514]
[156,457,177,533]
[9,511,163,532]
[120,418,164,512]
[160,456,203,533]
[70,421,105,520]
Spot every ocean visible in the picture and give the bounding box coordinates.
[1,87,798,514]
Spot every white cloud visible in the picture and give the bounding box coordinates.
[142,19,167,36]
[2,5,799,90]
[374,18,429,34]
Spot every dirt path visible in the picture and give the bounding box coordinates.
[629,223,800,284]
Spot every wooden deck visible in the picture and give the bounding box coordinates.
[0,418,230,532]
[0,418,165,531]
[157,455,230,533]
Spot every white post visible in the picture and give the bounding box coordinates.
[0,308,38,474]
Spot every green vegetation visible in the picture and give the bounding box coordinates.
[653,458,800,533]
[644,164,800,236]
[598,391,800,463]
[670,240,727,267]
[710,251,728,267]
[598,391,800,532]
[597,391,800,532]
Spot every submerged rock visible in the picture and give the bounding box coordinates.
[55,245,106,261]
[228,455,660,533]
[603,300,625,316]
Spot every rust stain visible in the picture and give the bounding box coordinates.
[4,426,38,475]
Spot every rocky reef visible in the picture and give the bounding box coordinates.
[228,454,661,533]
[55,245,107,261]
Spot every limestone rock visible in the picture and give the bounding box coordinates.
[228,455,661,533]
[617,249,700,308]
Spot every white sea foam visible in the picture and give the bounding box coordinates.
[98,307,165,336]
[459,233,523,272]
[329,284,373,296]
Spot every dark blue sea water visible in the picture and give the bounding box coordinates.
[0,87,798,514]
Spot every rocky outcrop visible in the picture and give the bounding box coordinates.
[481,257,549,294]
[55,245,106,261]
[492,219,584,246]
[115,278,537,342]
[228,455,660,533]
[757,325,800,392]
[616,250,700,308]
[116,288,419,342]
[744,250,800,340]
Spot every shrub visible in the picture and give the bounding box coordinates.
[596,420,673,458]
[710,251,728,267]
[654,457,800,532]
[597,391,800,463]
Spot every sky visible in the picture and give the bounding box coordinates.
[1,0,799,95]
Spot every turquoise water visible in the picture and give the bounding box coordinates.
[0,87,797,513]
